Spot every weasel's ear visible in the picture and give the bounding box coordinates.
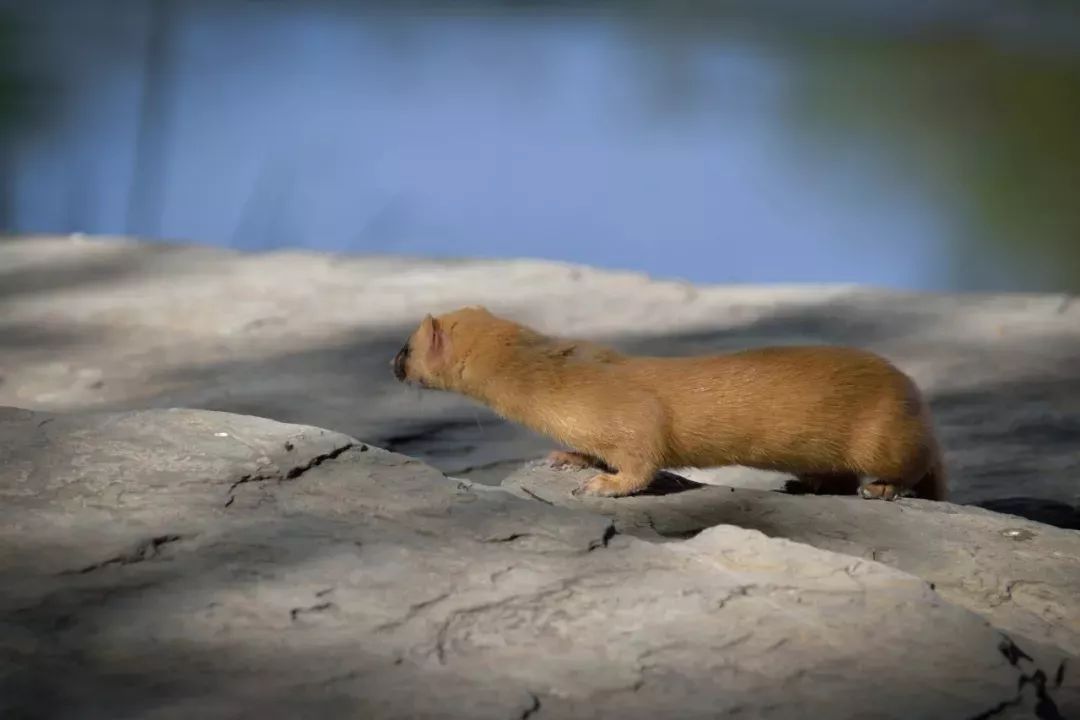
[422,314,447,363]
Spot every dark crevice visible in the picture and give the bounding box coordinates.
[999,639,1034,666]
[483,533,531,543]
[966,638,1065,720]
[225,468,283,505]
[587,522,618,551]
[290,602,337,622]
[520,692,541,720]
[224,442,355,507]
[61,534,189,574]
[520,487,555,506]
[284,443,356,479]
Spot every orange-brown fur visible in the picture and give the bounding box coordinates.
[392,306,947,500]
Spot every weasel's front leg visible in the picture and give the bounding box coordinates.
[564,405,664,497]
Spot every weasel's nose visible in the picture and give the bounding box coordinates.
[392,345,409,382]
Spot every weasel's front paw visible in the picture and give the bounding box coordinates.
[574,473,622,497]
[573,472,647,498]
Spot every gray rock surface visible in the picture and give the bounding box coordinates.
[504,463,1080,659]
[1,236,1078,525]
[2,406,1076,719]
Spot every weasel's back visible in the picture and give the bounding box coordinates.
[626,345,913,411]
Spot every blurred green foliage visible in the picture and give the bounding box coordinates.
[791,37,1080,290]
[0,12,28,134]
[1,1,1076,290]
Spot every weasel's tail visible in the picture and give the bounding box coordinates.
[913,453,947,501]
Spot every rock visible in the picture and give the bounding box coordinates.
[503,461,1080,659]
[1,406,1076,719]
[1,236,1078,521]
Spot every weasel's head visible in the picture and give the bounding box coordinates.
[392,306,507,391]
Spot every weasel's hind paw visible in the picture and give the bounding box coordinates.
[858,479,907,501]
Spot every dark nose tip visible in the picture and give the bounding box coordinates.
[392,345,409,382]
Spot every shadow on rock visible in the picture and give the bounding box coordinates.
[977,497,1080,531]
[608,295,937,355]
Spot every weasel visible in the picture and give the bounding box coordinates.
[391,306,947,501]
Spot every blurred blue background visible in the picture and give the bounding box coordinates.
[1,0,1078,290]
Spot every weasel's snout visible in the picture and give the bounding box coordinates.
[392,344,410,382]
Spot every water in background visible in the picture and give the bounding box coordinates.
[2,0,1079,291]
